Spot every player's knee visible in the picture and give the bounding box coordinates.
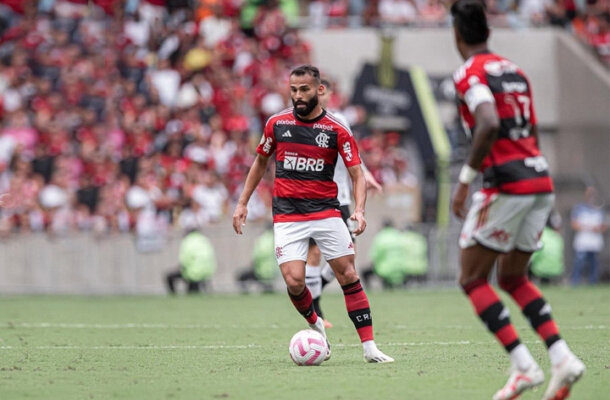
[284,274,305,294]
[497,275,528,293]
[334,267,358,286]
[458,271,488,289]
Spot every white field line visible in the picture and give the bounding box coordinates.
[0,322,607,330]
[0,341,526,350]
[0,323,605,351]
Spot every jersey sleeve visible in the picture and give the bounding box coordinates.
[336,126,361,168]
[256,118,276,157]
[454,64,495,113]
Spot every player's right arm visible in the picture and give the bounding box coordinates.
[232,154,270,234]
[451,68,500,219]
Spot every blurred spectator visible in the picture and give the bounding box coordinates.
[236,222,278,293]
[362,219,428,289]
[198,2,232,49]
[570,186,609,285]
[165,228,217,294]
[530,211,565,284]
[588,12,610,64]
[518,0,551,26]
[378,0,417,26]
[38,167,75,236]
[417,0,449,27]
[573,7,610,65]
[191,169,229,224]
[125,169,173,252]
[1,0,585,249]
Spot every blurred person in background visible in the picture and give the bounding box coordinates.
[529,210,565,284]
[165,226,217,294]
[361,219,427,289]
[570,185,608,285]
[449,1,585,399]
[236,222,279,293]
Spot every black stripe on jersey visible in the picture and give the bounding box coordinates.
[273,197,340,216]
[274,125,338,148]
[486,73,529,94]
[471,119,531,141]
[498,118,531,140]
[483,159,550,187]
[275,160,335,181]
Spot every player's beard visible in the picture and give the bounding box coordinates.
[293,95,319,117]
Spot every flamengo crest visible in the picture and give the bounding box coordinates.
[315,132,329,148]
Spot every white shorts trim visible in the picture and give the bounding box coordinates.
[459,192,554,253]
[274,218,355,265]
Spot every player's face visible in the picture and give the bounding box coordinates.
[290,74,321,117]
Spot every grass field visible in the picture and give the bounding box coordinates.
[0,286,608,400]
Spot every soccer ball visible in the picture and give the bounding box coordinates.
[288,329,328,366]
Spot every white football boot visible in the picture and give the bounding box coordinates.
[492,363,545,400]
[542,354,585,400]
[363,344,395,364]
[309,318,331,361]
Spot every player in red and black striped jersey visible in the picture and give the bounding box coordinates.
[450,1,584,400]
[232,64,393,363]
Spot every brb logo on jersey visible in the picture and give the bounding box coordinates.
[283,151,324,172]
[315,132,329,148]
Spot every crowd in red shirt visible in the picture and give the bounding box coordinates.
[0,0,604,241]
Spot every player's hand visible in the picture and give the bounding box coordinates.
[451,183,469,220]
[350,210,367,236]
[232,204,248,234]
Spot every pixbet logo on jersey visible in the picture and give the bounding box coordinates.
[283,152,324,171]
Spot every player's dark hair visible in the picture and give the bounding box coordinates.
[450,0,489,45]
[290,65,321,84]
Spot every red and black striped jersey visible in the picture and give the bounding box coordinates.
[453,52,554,195]
[256,107,362,223]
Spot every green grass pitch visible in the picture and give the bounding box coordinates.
[0,286,608,399]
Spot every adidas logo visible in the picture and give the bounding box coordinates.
[282,130,292,137]
[539,303,552,316]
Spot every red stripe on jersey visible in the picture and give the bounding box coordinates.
[487,136,540,166]
[499,177,554,194]
[273,209,341,223]
[274,178,337,199]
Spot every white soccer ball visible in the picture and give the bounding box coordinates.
[288,329,328,366]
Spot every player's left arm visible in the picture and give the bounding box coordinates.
[360,159,383,194]
[347,164,367,236]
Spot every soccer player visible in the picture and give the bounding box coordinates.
[232,64,394,363]
[449,1,585,399]
[305,78,383,329]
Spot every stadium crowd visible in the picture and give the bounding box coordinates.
[0,0,606,241]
